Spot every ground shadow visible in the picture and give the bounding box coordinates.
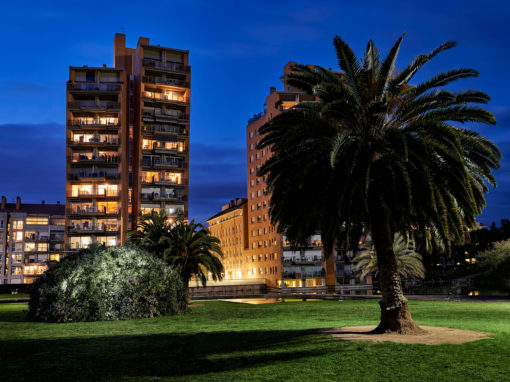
[0,328,328,381]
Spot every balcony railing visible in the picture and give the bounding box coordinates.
[68,83,122,92]
[68,138,119,146]
[69,224,119,233]
[143,76,189,88]
[142,158,184,168]
[71,206,118,215]
[70,190,118,198]
[143,109,189,120]
[68,101,120,110]
[72,155,120,164]
[142,90,188,103]
[143,59,190,72]
[68,119,120,128]
[141,178,183,186]
[141,192,185,201]
[142,124,186,135]
[68,172,120,181]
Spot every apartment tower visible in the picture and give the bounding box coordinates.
[66,34,190,251]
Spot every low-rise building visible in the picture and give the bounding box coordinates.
[207,198,248,280]
[0,196,65,284]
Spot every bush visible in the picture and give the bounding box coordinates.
[28,245,188,322]
[474,240,510,294]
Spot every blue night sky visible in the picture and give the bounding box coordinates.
[0,0,509,225]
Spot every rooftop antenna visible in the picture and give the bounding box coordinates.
[121,26,125,34]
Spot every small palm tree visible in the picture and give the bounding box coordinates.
[128,211,173,259]
[163,218,224,288]
[353,234,425,280]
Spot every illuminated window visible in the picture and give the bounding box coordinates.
[50,254,60,262]
[72,184,92,196]
[13,220,23,229]
[37,243,48,252]
[15,231,23,242]
[51,218,65,226]
[24,243,36,252]
[98,184,118,197]
[26,217,48,225]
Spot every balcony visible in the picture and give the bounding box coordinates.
[142,90,188,105]
[68,172,120,181]
[68,224,119,234]
[142,124,187,136]
[70,206,118,216]
[141,192,185,202]
[143,76,189,88]
[71,155,120,166]
[67,119,120,130]
[67,82,121,92]
[67,137,119,147]
[141,178,184,187]
[143,109,189,121]
[142,158,184,169]
[143,59,190,73]
[68,101,121,110]
[142,143,184,155]
[69,190,119,199]
[24,234,49,242]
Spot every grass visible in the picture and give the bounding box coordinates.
[0,300,509,381]
[0,293,29,299]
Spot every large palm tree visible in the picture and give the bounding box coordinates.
[353,234,425,280]
[128,211,173,259]
[163,218,224,288]
[258,34,500,333]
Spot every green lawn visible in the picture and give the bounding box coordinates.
[0,293,29,300]
[0,300,509,381]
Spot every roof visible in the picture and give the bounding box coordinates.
[0,203,65,215]
[206,199,247,222]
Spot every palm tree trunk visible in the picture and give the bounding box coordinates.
[370,202,424,334]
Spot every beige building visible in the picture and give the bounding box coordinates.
[207,198,248,280]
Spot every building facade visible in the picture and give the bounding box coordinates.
[207,198,248,280]
[207,63,371,292]
[0,196,65,284]
[66,34,190,251]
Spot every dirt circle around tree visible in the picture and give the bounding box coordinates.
[323,326,491,345]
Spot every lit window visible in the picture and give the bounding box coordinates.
[24,243,36,252]
[37,243,48,252]
[26,217,48,225]
[13,220,23,229]
[15,231,23,242]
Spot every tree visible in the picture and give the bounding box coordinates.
[128,211,174,259]
[258,34,500,333]
[474,240,510,294]
[163,218,224,288]
[353,234,425,280]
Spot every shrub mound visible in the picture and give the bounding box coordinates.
[28,245,188,322]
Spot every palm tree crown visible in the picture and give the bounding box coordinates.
[259,35,500,253]
[163,218,224,288]
[127,211,173,259]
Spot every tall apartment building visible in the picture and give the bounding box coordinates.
[245,62,318,287]
[0,196,65,284]
[66,34,190,250]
